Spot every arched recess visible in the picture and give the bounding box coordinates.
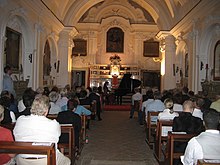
[43,36,59,87]
[199,22,220,81]
[175,39,188,87]
[0,11,34,88]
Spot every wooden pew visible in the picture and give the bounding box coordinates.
[198,159,220,165]
[145,111,160,147]
[154,120,173,162]
[166,132,196,165]
[0,141,56,165]
[59,124,75,164]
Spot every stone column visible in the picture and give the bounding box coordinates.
[157,31,176,90]
[57,27,78,88]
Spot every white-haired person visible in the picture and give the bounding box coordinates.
[48,91,62,114]
[13,95,70,165]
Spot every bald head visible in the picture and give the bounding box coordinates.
[183,100,194,113]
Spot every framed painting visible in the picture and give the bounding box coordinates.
[5,27,21,72]
[143,40,159,57]
[106,27,124,53]
[72,38,87,56]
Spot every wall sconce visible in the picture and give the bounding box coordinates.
[153,57,162,63]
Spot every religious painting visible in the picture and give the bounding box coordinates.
[106,27,124,53]
[143,40,159,57]
[43,40,51,77]
[72,38,87,56]
[5,27,21,72]
[214,40,220,80]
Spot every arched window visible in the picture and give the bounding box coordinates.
[214,40,220,80]
[106,27,124,53]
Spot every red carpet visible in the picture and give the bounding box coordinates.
[104,105,131,111]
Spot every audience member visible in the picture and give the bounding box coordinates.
[49,91,62,114]
[3,65,16,98]
[192,97,204,120]
[0,91,13,124]
[172,100,205,165]
[89,87,102,121]
[210,93,220,112]
[201,91,212,110]
[56,99,82,150]
[56,88,69,111]
[13,95,70,165]
[182,87,190,104]
[173,93,183,112]
[0,105,14,165]
[145,91,165,122]
[181,109,220,165]
[78,89,91,105]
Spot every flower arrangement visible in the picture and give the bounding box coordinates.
[109,54,121,62]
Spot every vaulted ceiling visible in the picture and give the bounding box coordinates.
[41,0,201,30]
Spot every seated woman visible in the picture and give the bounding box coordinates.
[158,98,179,136]
[0,105,15,165]
[49,91,62,114]
[13,95,70,165]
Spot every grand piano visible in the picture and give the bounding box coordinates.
[114,74,141,104]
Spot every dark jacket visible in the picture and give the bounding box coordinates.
[56,111,81,148]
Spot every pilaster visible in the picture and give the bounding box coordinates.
[57,27,78,87]
[157,31,176,90]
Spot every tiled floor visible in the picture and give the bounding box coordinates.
[75,111,158,165]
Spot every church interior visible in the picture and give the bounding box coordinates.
[0,0,220,165]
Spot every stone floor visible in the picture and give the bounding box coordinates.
[75,111,158,165]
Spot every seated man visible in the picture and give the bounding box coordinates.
[56,99,82,150]
[181,109,220,165]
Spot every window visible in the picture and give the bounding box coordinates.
[214,40,220,80]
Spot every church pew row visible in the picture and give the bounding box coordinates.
[165,132,196,165]
[154,120,173,162]
[0,141,56,165]
[145,111,160,147]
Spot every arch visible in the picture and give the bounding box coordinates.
[0,10,34,87]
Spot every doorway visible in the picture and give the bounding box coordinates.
[142,71,161,90]
[71,70,86,89]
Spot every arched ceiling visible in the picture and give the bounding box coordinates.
[41,0,201,30]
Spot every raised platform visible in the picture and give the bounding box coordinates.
[104,105,131,111]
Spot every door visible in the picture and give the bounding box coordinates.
[142,71,161,90]
[71,70,86,89]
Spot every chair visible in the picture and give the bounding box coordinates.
[46,114,58,120]
[0,141,56,165]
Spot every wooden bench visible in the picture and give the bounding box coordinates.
[59,124,75,164]
[154,120,173,162]
[0,141,56,165]
[165,132,196,165]
[198,159,220,165]
[145,111,160,147]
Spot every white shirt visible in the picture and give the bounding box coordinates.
[192,108,203,120]
[18,100,26,112]
[142,99,154,112]
[13,114,61,158]
[181,130,219,165]
[131,92,142,105]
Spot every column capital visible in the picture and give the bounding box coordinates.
[156,31,171,40]
[60,27,78,38]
